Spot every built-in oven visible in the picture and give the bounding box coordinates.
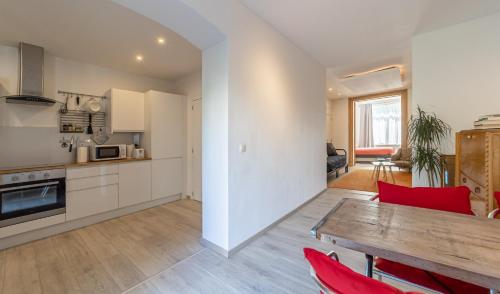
[0,169,65,227]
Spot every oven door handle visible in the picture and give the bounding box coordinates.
[0,181,60,192]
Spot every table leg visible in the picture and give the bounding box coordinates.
[375,166,380,182]
[388,166,395,183]
[365,254,373,278]
[382,166,387,181]
[371,166,376,179]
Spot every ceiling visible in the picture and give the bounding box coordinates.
[239,0,500,98]
[0,0,201,81]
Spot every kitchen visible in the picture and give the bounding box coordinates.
[0,0,202,253]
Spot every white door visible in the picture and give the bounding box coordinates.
[192,99,202,202]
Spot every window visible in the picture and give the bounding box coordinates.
[355,96,401,147]
[372,97,401,146]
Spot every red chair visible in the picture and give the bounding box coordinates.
[488,192,500,219]
[370,182,489,294]
[304,248,422,294]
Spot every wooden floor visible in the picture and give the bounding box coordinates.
[0,189,426,294]
[0,200,203,294]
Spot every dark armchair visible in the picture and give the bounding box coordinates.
[327,143,348,178]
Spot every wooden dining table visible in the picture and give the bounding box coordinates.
[310,198,500,292]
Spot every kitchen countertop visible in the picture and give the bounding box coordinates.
[0,157,151,175]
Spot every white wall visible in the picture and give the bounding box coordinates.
[326,100,334,143]
[0,44,175,127]
[174,70,202,198]
[120,0,326,253]
[412,12,500,186]
[0,44,175,167]
[331,98,349,151]
[201,41,229,250]
[182,0,326,251]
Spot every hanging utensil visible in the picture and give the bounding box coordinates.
[87,113,93,134]
[59,93,69,114]
[69,135,74,152]
[83,97,102,114]
[91,128,110,145]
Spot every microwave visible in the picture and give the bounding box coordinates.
[90,144,127,161]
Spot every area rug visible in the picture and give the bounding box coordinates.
[328,169,412,192]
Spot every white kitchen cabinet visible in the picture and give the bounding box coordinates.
[118,161,151,207]
[106,88,145,133]
[152,158,183,200]
[66,164,118,179]
[67,185,118,221]
[66,165,119,221]
[143,91,186,159]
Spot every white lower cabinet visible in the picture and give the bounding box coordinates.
[152,158,183,200]
[67,185,118,221]
[119,161,152,207]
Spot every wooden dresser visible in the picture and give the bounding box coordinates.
[455,129,500,216]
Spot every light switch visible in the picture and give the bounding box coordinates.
[239,144,246,153]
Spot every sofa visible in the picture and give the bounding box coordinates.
[327,143,348,178]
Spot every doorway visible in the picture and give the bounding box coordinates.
[348,90,408,166]
[191,98,202,201]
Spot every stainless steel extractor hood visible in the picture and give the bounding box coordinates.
[2,43,56,106]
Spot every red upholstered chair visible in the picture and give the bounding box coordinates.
[303,248,422,294]
[370,182,489,294]
[488,192,500,219]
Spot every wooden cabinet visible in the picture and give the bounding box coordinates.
[66,165,119,221]
[118,161,151,207]
[152,158,183,200]
[106,88,145,133]
[456,129,500,216]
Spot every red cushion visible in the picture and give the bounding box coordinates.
[303,248,420,294]
[375,258,448,293]
[495,192,500,206]
[375,258,489,294]
[377,181,474,215]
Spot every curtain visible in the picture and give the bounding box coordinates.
[357,104,374,147]
[372,100,401,146]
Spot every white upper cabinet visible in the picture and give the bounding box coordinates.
[106,88,145,133]
[143,91,186,159]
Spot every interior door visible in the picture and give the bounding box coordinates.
[192,99,202,202]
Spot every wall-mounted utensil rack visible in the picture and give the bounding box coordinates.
[57,90,106,99]
[59,110,105,133]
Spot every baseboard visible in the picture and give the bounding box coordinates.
[200,238,229,257]
[0,194,181,250]
[202,188,327,258]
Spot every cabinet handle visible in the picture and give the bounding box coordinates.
[462,177,467,183]
[475,187,481,194]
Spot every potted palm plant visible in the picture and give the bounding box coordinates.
[409,106,451,187]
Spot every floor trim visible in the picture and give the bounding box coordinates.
[201,188,328,258]
[200,238,229,258]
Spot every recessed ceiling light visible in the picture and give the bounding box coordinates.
[157,37,166,45]
[328,88,333,92]
[135,55,144,62]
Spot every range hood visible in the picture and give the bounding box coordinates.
[3,43,56,106]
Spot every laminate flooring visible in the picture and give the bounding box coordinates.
[126,189,426,294]
[0,189,426,294]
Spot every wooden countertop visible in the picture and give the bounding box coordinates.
[65,157,151,169]
[0,158,151,174]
